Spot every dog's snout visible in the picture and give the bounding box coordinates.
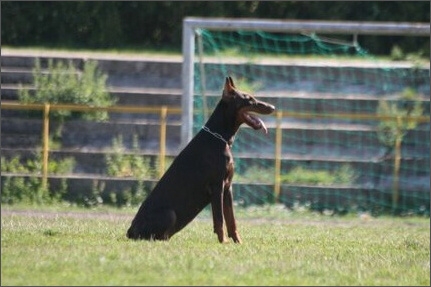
[267,103,275,112]
[266,105,275,114]
[256,101,275,114]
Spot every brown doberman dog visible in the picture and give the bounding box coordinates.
[126,76,275,243]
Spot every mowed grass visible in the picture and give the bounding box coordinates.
[1,204,429,286]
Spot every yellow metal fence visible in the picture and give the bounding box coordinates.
[1,101,181,188]
[2,101,429,209]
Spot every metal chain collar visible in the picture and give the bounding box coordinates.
[202,126,234,146]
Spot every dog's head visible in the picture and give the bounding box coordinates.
[222,76,275,134]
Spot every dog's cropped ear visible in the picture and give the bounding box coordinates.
[228,76,236,88]
[223,76,235,100]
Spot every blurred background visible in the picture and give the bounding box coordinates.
[2,1,430,56]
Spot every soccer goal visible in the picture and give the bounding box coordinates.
[181,17,430,215]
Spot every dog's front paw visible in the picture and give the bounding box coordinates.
[217,233,228,243]
[214,229,227,243]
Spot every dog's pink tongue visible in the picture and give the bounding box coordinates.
[246,113,268,134]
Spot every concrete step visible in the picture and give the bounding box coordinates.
[1,53,182,89]
[1,68,35,85]
[199,90,430,115]
[1,148,175,175]
[4,83,429,117]
[1,134,42,148]
[2,115,429,153]
[232,121,429,153]
[1,117,181,150]
[201,62,431,96]
[3,52,429,93]
[0,49,182,69]
[1,54,85,69]
[1,171,429,211]
[1,84,182,105]
[2,144,428,180]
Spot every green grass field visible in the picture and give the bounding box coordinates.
[1,204,429,286]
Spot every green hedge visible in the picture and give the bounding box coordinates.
[2,1,429,55]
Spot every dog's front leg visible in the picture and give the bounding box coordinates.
[223,186,242,243]
[210,184,227,243]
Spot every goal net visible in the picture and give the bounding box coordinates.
[182,18,430,215]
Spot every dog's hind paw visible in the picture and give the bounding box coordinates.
[232,236,242,244]
[230,232,242,244]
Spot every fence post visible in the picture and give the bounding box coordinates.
[159,106,168,179]
[42,103,50,189]
[392,116,402,212]
[274,111,283,203]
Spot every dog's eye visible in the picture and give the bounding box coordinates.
[245,95,256,103]
[243,94,252,100]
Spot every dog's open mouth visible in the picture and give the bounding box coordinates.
[238,99,275,134]
[243,112,268,134]
[241,102,275,134]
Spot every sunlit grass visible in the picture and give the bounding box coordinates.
[1,204,429,286]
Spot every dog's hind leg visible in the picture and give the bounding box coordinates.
[150,209,177,240]
[223,187,242,243]
[127,209,177,240]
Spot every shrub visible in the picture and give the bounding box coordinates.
[18,58,116,142]
[280,164,357,186]
[105,135,156,179]
[1,153,74,204]
[18,58,116,123]
[376,87,424,150]
[234,165,274,183]
[108,180,147,207]
[235,164,357,186]
[390,45,404,61]
[1,152,75,175]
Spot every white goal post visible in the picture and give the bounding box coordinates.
[181,17,430,148]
